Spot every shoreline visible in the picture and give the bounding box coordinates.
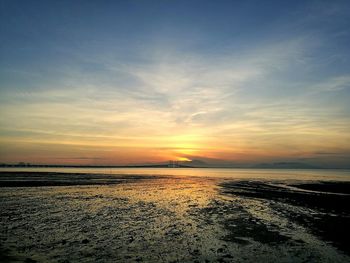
[0,171,163,187]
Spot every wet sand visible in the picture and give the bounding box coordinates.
[1,172,349,262]
[220,181,350,255]
[0,172,161,187]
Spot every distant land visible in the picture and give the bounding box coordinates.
[1,161,346,169]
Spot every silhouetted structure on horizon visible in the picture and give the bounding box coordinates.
[168,160,180,168]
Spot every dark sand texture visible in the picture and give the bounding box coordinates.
[220,181,350,255]
[0,172,160,187]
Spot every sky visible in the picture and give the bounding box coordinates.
[0,0,350,167]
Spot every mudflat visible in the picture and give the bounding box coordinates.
[0,172,349,262]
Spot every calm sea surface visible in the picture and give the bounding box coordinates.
[1,167,349,181]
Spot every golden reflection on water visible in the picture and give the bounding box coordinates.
[1,167,350,181]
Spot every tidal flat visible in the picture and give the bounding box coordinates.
[0,171,350,263]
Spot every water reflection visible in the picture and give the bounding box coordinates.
[1,167,350,181]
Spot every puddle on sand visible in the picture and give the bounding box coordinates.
[1,176,349,262]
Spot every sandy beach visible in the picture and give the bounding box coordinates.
[1,171,350,263]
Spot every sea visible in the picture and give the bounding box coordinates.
[1,167,349,181]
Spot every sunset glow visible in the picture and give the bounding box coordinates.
[0,1,350,168]
[177,157,192,162]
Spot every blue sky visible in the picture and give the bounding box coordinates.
[0,0,350,167]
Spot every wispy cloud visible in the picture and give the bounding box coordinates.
[1,0,350,166]
[308,75,350,92]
